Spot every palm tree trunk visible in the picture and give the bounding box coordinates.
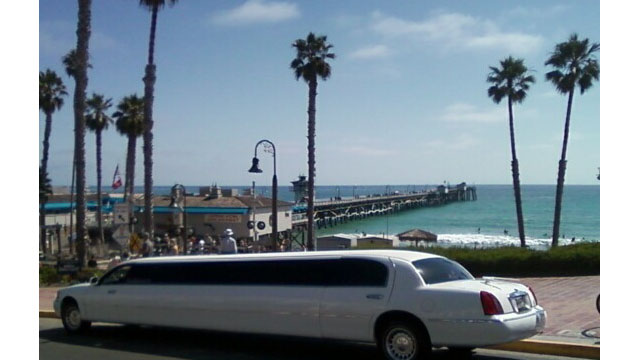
[142,5,158,238]
[552,89,574,247]
[124,135,135,201]
[95,130,104,254]
[508,97,526,247]
[42,112,53,175]
[73,0,91,267]
[127,135,137,234]
[306,78,317,250]
[40,112,53,254]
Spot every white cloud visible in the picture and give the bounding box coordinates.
[440,103,504,123]
[348,44,391,60]
[370,11,543,54]
[40,21,117,56]
[211,0,300,26]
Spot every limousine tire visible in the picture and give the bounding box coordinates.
[379,320,430,360]
[61,299,91,333]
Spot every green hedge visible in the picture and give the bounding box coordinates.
[403,242,599,277]
[39,266,105,286]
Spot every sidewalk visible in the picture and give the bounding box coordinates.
[39,276,600,357]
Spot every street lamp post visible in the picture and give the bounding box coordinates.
[169,184,187,255]
[249,140,278,251]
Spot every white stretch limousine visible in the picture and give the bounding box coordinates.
[54,250,546,360]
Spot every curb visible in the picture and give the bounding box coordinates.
[38,311,599,358]
[40,310,59,319]
[487,339,600,359]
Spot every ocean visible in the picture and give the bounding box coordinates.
[114,184,599,248]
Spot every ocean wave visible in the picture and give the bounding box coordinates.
[335,232,597,249]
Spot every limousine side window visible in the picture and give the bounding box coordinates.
[325,258,388,287]
[100,265,132,285]
[108,258,387,287]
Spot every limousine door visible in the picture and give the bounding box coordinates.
[84,265,133,322]
[320,258,394,342]
[194,259,324,337]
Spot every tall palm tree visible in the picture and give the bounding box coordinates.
[487,56,535,248]
[290,33,335,250]
[139,0,179,237]
[62,48,91,255]
[545,33,599,247]
[62,49,92,78]
[113,94,144,203]
[39,166,53,254]
[72,0,92,266]
[39,69,67,253]
[85,93,113,251]
[39,69,67,177]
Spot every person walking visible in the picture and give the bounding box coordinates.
[219,229,237,254]
[141,232,153,257]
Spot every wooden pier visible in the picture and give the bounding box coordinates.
[290,182,476,231]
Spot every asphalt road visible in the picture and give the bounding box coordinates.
[39,318,587,360]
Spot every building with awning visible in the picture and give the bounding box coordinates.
[132,189,293,244]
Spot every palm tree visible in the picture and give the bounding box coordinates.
[39,69,67,253]
[62,48,91,255]
[290,33,335,250]
[62,49,92,78]
[487,57,535,248]
[113,94,144,203]
[85,93,113,251]
[39,166,53,254]
[139,0,179,237]
[39,69,67,177]
[545,33,599,247]
[71,0,92,266]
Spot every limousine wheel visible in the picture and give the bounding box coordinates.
[380,321,429,360]
[61,300,91,333]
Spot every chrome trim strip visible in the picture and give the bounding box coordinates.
[427,318,502,324]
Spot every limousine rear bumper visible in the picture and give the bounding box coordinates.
[427,306,546,347]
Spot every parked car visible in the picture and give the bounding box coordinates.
[54,250,545,360]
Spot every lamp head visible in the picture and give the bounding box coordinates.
[248,157,263,173]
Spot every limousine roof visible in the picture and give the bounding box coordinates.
[127,249,441,264]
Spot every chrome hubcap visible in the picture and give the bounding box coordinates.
[385,328,416,360]
[66,307,81,329]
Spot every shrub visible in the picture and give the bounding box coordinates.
[39,266,60,286]
[403,242,599,277]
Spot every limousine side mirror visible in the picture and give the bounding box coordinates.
[89,276,98,285]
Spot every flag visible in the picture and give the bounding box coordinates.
[112,165,122,190]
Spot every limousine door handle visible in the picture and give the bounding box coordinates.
[366,294,384,300]
[107,289,117,295]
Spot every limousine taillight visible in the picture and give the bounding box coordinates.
[480,291,504,315]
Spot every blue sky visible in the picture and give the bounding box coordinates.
[38,0,600,187]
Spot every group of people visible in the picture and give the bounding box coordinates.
[130,229,239,258]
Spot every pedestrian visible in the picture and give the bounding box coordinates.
[168,239,179,255]
[87,255,97,268]
[219,229,237,254]
[141,232,153,257]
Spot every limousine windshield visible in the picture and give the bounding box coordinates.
[99,258,389,287]
[412,257,474,284]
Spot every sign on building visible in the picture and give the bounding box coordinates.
[204,214,242,223]
[113,203,131,225]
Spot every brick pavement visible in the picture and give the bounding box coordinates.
[40,276,600,342]
[516,276,600,341]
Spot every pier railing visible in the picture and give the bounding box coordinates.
[291,184,476,228]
